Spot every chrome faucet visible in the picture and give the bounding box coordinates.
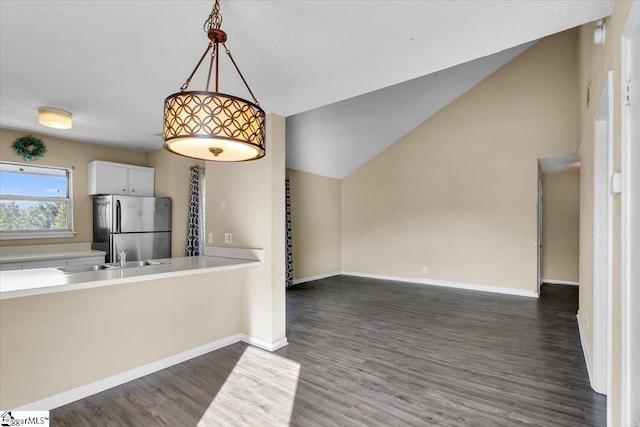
[118,249,128,267]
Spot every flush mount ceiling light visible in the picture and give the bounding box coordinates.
[38,107,72,129]
[163,0,266,162]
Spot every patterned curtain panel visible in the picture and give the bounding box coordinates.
[186,166,201,256]
[286,178,294,287]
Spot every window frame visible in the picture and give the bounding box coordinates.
[0,161,75,240]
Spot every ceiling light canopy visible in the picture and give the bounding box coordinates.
[38,107,72,129]
[163,0,266,162]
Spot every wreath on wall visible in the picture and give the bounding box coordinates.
[12,135,47,162]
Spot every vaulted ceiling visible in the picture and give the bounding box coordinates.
[0,1,612,177]
[286,41,535,178]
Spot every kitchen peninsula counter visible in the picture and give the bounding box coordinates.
[0,253,262,300]
[1,246,267,410]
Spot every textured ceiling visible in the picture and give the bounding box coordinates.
[0,1,612,173]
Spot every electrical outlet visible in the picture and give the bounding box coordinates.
[220,201,225,212]
[635,417,639,427]
[422,266,428,274]
[224,233,232,244]
[207,232,213,243]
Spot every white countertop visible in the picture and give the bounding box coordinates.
[0,255,261,300]
[0,243,106,264]
[0,249,107,264]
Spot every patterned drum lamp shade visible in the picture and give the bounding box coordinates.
[163,0,266,162]
[163,91,266,162]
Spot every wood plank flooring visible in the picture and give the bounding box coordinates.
[52,276,605,426]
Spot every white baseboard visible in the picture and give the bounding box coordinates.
[341,271,539,298]
[577,311,595,390]
[15,333,287,411]
[543,279,579,286]
[241,335,288,352]
[292,272,340,285]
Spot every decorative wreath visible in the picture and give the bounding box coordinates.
[12,135,47,162]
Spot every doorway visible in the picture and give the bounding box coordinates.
[537,157,581,292]
[537,179,543,296]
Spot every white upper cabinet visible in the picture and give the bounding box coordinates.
[89,161,155,196]
[128,167,155,196]
[89,161,128,195]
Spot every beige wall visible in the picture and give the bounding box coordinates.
[146,149,205,257]
[577,2,633,425]
[0,129,147,246]
[205,114,286,344]
[287,168,342,280]
[541,170,580,282]
[342,30,578,292]
[0,129,202,258]
[0,270,246,409]
[1,115,287,409]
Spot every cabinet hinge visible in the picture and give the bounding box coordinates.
[623,81,633,106]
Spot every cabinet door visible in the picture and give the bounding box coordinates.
[90,162,128,195]
[128,167,155,196]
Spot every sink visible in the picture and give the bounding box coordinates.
[129,260,164,267]
[104,260,167,269]
[53,260,167,274]
[53,264,111,274]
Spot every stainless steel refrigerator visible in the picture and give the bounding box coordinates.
[92,195,171,263]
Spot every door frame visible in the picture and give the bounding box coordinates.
[592,70,613,403]
[537,179,543,296]
[621,3,640,425]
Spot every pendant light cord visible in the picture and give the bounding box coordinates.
[177,0,259,105]
[204,0,222,31]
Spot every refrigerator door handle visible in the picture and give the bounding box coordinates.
[116,199,121,233]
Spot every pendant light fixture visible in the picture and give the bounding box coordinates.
[163,0,266,161]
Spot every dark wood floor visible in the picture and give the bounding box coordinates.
[52,276,605,426]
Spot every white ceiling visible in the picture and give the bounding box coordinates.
[0,1,611,174]
[286,41,535,179]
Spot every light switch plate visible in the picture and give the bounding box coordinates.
[207,232,213,243]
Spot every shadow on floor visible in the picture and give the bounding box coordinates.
[52,278,605,426]
[51,345,244,426]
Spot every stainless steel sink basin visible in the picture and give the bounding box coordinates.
[105,260,166,269]
[53,264,111,274]
[53,260,167,274]
[129,260,164,267]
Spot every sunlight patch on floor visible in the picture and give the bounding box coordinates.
[198,345,300,426]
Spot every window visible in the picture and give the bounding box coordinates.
[0,162,73,239]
